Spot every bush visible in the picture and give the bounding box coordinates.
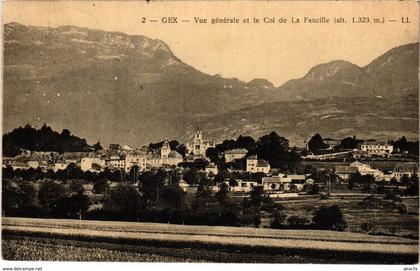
[313,205,347,231]
[287,216,310,229]
[320,193,330,200]
[270,210,287,229]
[398,203,408,214]
[383,194,402,202]
[360,221,374,232]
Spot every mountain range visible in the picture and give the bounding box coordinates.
[3,22,419,147]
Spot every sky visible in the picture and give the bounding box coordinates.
[3,1,419,86]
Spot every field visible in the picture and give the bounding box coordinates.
[302,161,418,172]
[2,217,418,263]
[276,195,419,239]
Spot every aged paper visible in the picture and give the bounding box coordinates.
[1,0,419,269]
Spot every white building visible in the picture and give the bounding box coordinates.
[350,161,384,180]
[53,162,68,172]
[26,160,40,169]
[359,141,393,157]
[81,157,102,172]
[108,156,126,170]
[262,174,307,191]
[205,163,218,175]
[186,129,215,156]
[223,180,259,193]
[125,150,147,172]
[246,155,270,174]
[335,161,384,181]
[224,148,248,162]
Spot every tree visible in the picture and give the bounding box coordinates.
[360,175,375,193]
[249,186,264,208]
[93,141,103,151]
[307,183,320,195]
[270,209,287,229]
[38,180,67,214]
[313,205,347,231]
[228,178,238,187]
[235,135,256,151]
[245,131,302,171]
[70,180,84,194]
[103,184,143,221]
[206,147,221,163]
[138,169,167,204]
[348,172,361,190]
[215,183,229,206]
[339,137,361,150]
[3,124,91,156]
[2,180,22,216]
[307,133,328,152]
[287,216,310,228]
[94,178,110,194]
[406,174,419,196]
[55,192,90,219]
[175,144,188,158]
[160,185,184,208]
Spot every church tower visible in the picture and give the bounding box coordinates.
[161,139,171,159]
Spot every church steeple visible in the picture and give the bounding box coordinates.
[161,139,171,158]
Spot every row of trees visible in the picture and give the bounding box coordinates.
[206,131,301,171]
[3,124,95,157]
[307,133,419,156]
[347,173,419,196]
[2,168,347,231]
[2,179,90,218]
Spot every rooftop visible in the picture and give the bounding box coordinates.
[225,148,248,155]
[335,166,358,174]
[257,159,269,167]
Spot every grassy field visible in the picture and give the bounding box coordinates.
[2,217,418,263]
[277,195,419,239]
[302,161,418,172]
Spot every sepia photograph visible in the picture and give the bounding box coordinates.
[1,0,419,267]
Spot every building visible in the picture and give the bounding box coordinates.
[186,129,215,156]
[25,160,40,169]
[125,150,147,172]
[121,145,134,152]
[11,161,30,170]
[81,157,102,172]
[160,140,183,166]
[108,156,126,170]
[359,141,393,157]
[335,161,384,181]
[262,176,287,191]
[224,148,248,162]
[205,163,218,175]
[109,144,120,151]
[350,161,383,180]
[148,140,183,168]
[53,161,68,172]
[178,179,190,192]
[246,155,270,173]
[223,180,259,193]
[262,174,307,191]
[335,165,358,180]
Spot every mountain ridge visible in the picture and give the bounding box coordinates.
[3,22,419,147]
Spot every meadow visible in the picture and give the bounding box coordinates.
[2,217,418,263]
[277,195,419,239]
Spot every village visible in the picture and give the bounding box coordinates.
[3,129,419,199]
